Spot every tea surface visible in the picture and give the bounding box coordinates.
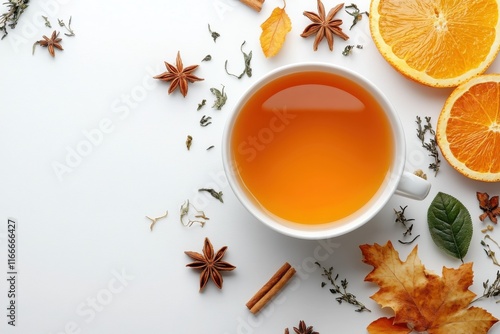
[232,71,393,224]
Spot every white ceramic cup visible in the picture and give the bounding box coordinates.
[222,63,430,240]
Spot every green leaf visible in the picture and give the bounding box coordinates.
[427,192,472,262]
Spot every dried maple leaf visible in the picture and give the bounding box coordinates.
[361,241,498,334]
[367,317,412,334]
[259,1,291,57]
[477,192,500,224]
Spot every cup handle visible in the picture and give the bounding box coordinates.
[395,171,431,200]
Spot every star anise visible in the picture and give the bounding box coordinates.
[284,320,319,334]
[34,30,63,57]
[477,192,500,224]
[185,237,236,291]
[300,0,349,51]
[154,51,204,97]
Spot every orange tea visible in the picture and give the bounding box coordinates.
[231,71,394,225]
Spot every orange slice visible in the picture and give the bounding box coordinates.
[437,74,500,181]
[370,0,500,87]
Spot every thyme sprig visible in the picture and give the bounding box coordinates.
[394,205,420,244]
[0,0,29,39]
[316,262,370,312]
[58,16,74,36]
[345,3,368,30]
[416,116,441,175]
[395,206,414,235]
[42,15,51,28]
[471,271,500,304]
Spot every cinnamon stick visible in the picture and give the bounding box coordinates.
[240,0,265,12]
[246,262,296,314]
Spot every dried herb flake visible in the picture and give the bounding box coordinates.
[225,41,252,79]
[342,44,363,56]
[211,85,227,110]
[199,188,223,203]
[200,115,212,127]
[186,135,193,150]
[145,211,168,231]
[208,24,220,42]
[197,99,206,111]
[345,3,368,30]
[180,200,207,227]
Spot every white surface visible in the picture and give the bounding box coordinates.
[1,0,500,333]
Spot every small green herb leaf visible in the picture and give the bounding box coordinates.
[225,41,252,79]
[427,192,472,262]
[207,24,220,42]
[210,85,227,110]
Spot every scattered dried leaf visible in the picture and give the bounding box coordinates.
[361,241,498,334]
[198,188,223,203]
[259,1,291,57]
[186,135,193,150]
[210,85,227,110]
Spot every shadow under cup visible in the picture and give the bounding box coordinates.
[222,63,406,240]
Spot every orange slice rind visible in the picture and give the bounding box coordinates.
[437,74,500,181]
[370,0,500,87]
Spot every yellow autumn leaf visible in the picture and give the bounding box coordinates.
[260,4,291,58]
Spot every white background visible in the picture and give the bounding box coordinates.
[1,0,500,333]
